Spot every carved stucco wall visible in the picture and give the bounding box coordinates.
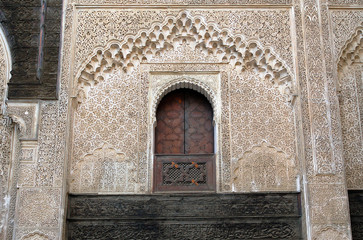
[339,62,363,189]
[69,8,298,194]
[331,9,363,189]
[1,0,361,239]
[71,70,139,193]
[230,69,297,192]
[0,121,12,240]
[64,2,360,239]
[293,1,360,238]
[338,34,363,189]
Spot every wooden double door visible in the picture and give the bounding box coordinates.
[154,89,215,192]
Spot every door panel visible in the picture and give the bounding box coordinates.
[185,90,214,154]
[155,90,185,154]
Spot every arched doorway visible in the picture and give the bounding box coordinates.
[153,88,216,192]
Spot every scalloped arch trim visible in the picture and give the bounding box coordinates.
[76,11,294,104]
[337,26,363,78]
[151,77,217,122]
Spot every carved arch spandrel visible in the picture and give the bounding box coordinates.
[337,26,363,80]
[75,11,294,104]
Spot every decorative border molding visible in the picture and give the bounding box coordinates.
[73,0,293,6]
[328,0,363,6]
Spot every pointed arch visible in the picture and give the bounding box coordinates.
[75,11,293,104]
[151,77,217,123]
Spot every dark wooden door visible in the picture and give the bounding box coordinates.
[154,89,215,192]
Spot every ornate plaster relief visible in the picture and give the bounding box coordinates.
[75,11,294,104]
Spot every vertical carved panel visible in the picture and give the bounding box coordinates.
[71,71,140,193]
[229,69,297,192]
[0,120,14,239]
[0,31,12,237]
[220,71,232,191]
[302,1,335,175]
[339,65,363,189]
[138,71,149,192]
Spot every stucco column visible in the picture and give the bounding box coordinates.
[295,0,352,238]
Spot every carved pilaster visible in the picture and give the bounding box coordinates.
[297,0,351,238]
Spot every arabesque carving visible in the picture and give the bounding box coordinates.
[17,188,61,228]
[336,26,363,189]
[233,141,297,192]
[70,144,136,193]
[337,27,363,78]
[76,11,293,104]
[2,0,361,238]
